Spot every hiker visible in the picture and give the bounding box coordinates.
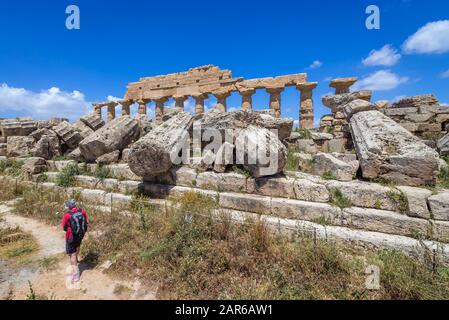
[61,199,88,283]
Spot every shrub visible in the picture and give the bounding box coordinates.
[94,166,113,181]
[55,164,80,187]
[0,159,24,177]
[321,171,337,181]
[438,163,449,189]
[285,147,299,172]
[0,177,26,201]
[294,128,312,140]
[232,166,252,178]
[387,189,408,213]
[329,188,352,208]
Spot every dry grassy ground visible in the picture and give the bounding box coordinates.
[4,183,448,300]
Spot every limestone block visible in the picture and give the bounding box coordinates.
[31,131,62,160]
[271,197,341,221]
[197,171,247,193]
[404,113,435,123]
[295,152,313,173]
[311,132,333,141]
[80,112,105,131]
[105,164,141,181]
[391,95,439,109]
[384,107,418,117]
[0,120,38,137]
[343,99,375,120]
[433,221,449,243]
[80,189,107,205]
[246,175,295,198]
[235,125,287,178]
[322,90,372,112]
[23,157,47,175]
[350,110,440,186]
[324,180,399,212]
[54,160,77,171]
[96,150,120,165]
[75,175,98,189]
[73,120,94,139]
[396,186,432,219]
[294,179,330,203]
[117,180,140,194]
[104,193,133,207]
[437,133,449,156]
[297,139,317,154]
[79,116,140,162]
[6,136,35,157]
[128,112,193,179]
[328,139,347,153]
[213,142,234,173]
[342,207,431,238]
[170,166,198,187]
[313,153,354,181]
[0,143,6,156]
[52,121,83,150]
[428,192,449,221]
[121,148,131,163]
[219,192,271,215]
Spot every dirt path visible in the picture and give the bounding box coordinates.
[0,204,156,300]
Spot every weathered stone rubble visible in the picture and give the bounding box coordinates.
[128,109,291,179]
[438,133,449,156]
[128,112,194,179]
[350,110,440,186]
[79,116,140,162]
[381,95,448,145]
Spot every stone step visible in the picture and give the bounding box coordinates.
[4,176,449,265]
[31,176,449,243]
[42,160,449,220]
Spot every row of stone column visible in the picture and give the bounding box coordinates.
[94,82,318,128]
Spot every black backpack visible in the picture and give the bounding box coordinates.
[69,209,86,240]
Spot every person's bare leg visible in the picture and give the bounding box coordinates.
[76,246,80,264]
[70,253,77,274]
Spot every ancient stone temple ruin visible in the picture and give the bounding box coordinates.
[1,64,449,267]
[92,65,317,128]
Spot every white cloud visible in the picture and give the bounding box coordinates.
[362,44,401,66]
[441,69,449,78]
[352,70,409,91]
[0,83,91,122]
[403,20,449,54]
[309,60,323,69]
[107,95,122,102]
[442,102,449,107]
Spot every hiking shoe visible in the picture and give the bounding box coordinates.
[72,273,80,283]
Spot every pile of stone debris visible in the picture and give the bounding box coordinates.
[0,92,448,188]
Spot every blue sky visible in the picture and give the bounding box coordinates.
[0,0,448,124]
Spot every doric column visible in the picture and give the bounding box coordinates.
[297,82,318,129]
[239,88,256,112]
[330,77,357,94]
[107,102,118,122]
[137,99,150,115]
[192,93,208,114]
[266,87,285,118]
[93,104,102,118]
[174,95,188,111]
[119,100,133,116]
[154,97,168,125]
[213,90,231,113]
